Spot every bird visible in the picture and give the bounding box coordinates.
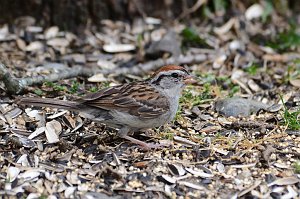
[18,65,195,149]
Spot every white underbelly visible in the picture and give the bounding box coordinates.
[110,110,171,129]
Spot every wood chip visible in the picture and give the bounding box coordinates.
[185,168,214,178]
[6,167,20,183]
[48,110,68,119]
[173,136,196,146]
[268,177,300,186]
[178,181,205,190]
[45,120,62,143]
[103,44,135,53]
[28,127,45,140]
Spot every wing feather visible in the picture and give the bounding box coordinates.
[80,82,169,119]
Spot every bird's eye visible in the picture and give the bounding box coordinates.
[171,73,179,78]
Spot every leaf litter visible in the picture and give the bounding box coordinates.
[0,2,300,198]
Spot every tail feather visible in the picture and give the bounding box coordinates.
[17,97,81,111]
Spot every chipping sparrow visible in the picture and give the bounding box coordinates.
[18,65,195,149]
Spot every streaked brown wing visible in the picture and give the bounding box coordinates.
[80,82,169,119]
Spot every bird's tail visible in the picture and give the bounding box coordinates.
[17,97,81,111]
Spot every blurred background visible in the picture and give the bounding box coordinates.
[1,0,299,32]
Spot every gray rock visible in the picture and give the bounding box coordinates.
[146,30,181,58]
[215,97,270,117]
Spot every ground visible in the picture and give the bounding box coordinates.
[1,3,300,199]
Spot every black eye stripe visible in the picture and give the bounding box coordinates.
[171,73,179,78]
[182,69,188,73]
[151,70,188,85]
[151,74,166,85]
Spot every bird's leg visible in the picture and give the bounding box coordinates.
[118,127,164,150]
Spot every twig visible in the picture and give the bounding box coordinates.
[0,53,208,94]
[231,121,277,130]
[20,65,95,86]
[0,63,23,95]
[0,62,96,94]
[132,0,147,19]
[276,150,300,158]
[177,0,207,20]
[102,54,208,76]
[286,130,300,136]
[238,181,261,197]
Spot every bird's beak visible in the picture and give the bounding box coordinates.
[184,75,198,84]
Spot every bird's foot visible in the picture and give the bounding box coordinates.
[120,135,168,151]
